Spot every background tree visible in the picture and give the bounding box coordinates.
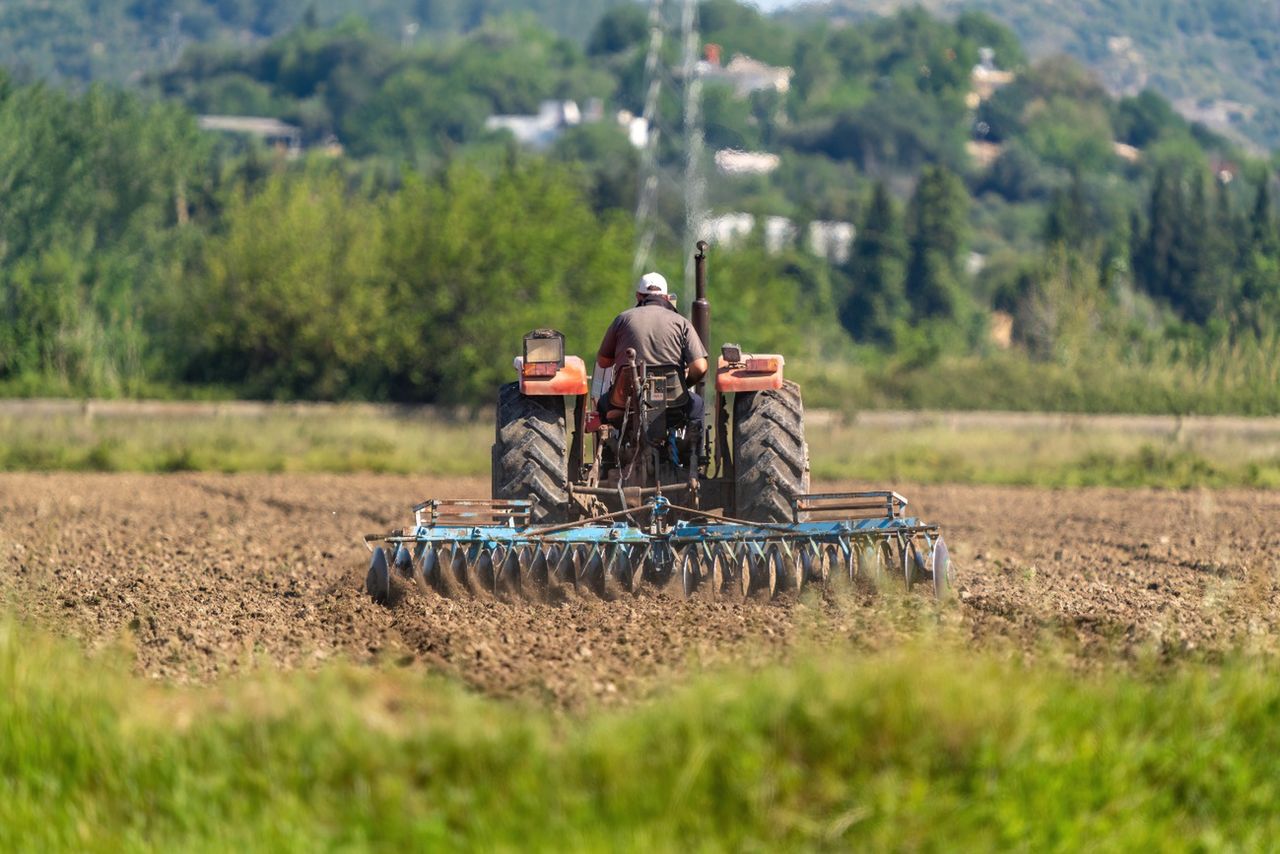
[840,182,907,346]
[904,165,968,323]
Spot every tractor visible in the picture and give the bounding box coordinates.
[364,244,950,602]
[494,242,806,526]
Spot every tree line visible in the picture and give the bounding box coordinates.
[0,4,1278,407]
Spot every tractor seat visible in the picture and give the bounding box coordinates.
[641,364,691,411]
[602,363,691,424]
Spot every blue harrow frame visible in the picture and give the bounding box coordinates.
[364,491,951,603]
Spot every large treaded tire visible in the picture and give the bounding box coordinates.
[493,382,571,524]
[732,380,811,523]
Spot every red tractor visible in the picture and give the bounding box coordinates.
[493,242,807,525]
[363,245,950,603]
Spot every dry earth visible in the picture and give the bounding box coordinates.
[2,473,1278,708]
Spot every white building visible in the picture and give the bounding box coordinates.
[616,110,650,149]
[764,216,796,255]
[807,221,856,265]
[485,100,582,149]
[697,54,793,98]
[197,115,303,157]
[714,149,781,175]
[700,213,756,249]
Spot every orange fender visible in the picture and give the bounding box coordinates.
[715,354,785,393]
[520,355,589,396]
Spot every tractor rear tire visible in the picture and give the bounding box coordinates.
[493,382,571,524]
[732,380,810,523]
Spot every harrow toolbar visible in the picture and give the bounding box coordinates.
[364,492,951,602]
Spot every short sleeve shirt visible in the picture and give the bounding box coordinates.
[598,303,708,369]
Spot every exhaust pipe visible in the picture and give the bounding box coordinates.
[692,241,710,356]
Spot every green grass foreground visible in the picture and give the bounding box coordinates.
[4,618,1280,850]
[3,405,1279,488]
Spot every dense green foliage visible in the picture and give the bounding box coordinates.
[0,79,209,395]
[0,2,1276,410]
[155,17,615,166]
[0,0,621,85]
[6,618,1280,849]
[801,0,1280,151]
[183,163,635,402]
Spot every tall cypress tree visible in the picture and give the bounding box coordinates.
[1240,174,1280,333]
[1170,171,1210,322]
[840,181,907,345]
[1135,167,1178,304]
[1044,173,1088,248]
[1248,173,1275,256]
[904,165,968,321]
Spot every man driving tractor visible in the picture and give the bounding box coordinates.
[596,272,709,426]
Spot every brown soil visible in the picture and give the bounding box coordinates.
[2,474,1278,708]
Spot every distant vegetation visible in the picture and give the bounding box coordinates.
[3,403,1277,489]
[0,1,1277,413]
[799,0,1280,152]
[0,0,621,84]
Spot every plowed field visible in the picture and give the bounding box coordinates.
[3,474,1278,708]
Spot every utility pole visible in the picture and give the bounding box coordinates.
[632,0,666,277]
[679,0,705,308]
[631,0,705,302]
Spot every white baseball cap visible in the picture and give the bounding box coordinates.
[636,272,669,296]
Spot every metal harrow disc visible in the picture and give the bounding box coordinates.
[745,547,775,598]
[473,547,497,596]
[709,545,741,599]
[497,547,522,597]
[609,545,644,595]
[393,545,413,580]
[365,546,391,605]
[447,545,472,595]
[797,544,825,586]
[856,539,884,585]
[415,545,438,594]
[772,544,799,593]
[578,545,608,598]
[525,546,550,595]
[678,547,700,598]
[642,542,674,588]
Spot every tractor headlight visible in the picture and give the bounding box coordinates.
[523,329,565,377]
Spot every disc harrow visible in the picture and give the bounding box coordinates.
[364,492,950,604]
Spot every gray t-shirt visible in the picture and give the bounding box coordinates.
[598,302,708,369]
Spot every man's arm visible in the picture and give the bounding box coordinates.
[597,318,618,368]
[682,318,709,385]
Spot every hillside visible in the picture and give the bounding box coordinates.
[791,0,1280,151]
[0,0,621,84]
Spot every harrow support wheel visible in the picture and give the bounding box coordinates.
[493,382,571,525]
[932,539,953,598]
[733,381,810,523]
